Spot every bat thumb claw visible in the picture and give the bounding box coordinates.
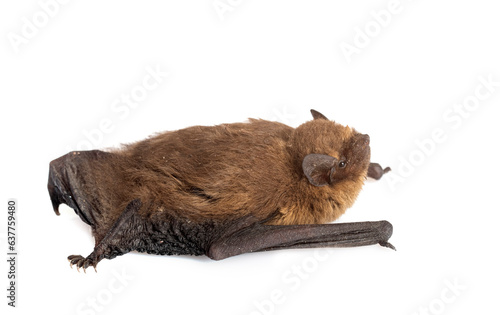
[379,241,396,251]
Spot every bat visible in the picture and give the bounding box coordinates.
[48,109,394,272]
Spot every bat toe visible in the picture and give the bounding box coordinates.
[68,254,97,272]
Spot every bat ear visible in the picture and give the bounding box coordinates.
[310,109,328,120]
[302,154,338,187]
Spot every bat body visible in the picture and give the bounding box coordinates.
[48,110,393,271]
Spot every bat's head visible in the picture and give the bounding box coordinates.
[287,109,371,220]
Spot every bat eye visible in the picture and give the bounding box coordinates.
[339,161,347,168]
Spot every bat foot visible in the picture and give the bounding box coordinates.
[68,254,97,273]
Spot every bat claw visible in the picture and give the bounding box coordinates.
[379,241,396,251]
[67,254,96,272]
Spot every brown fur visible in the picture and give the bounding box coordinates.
[48,109,394,269]
[84,112,370,235]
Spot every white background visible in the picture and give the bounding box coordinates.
[1,1,499,314]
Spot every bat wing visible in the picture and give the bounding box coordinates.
[208,220,394,260]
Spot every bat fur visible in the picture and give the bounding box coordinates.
[48,109,394,271]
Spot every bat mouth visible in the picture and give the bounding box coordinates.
[349,133,371,170]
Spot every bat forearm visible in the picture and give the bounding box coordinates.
[207,220,394,260]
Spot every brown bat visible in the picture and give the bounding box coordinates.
[48,109,393,272]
